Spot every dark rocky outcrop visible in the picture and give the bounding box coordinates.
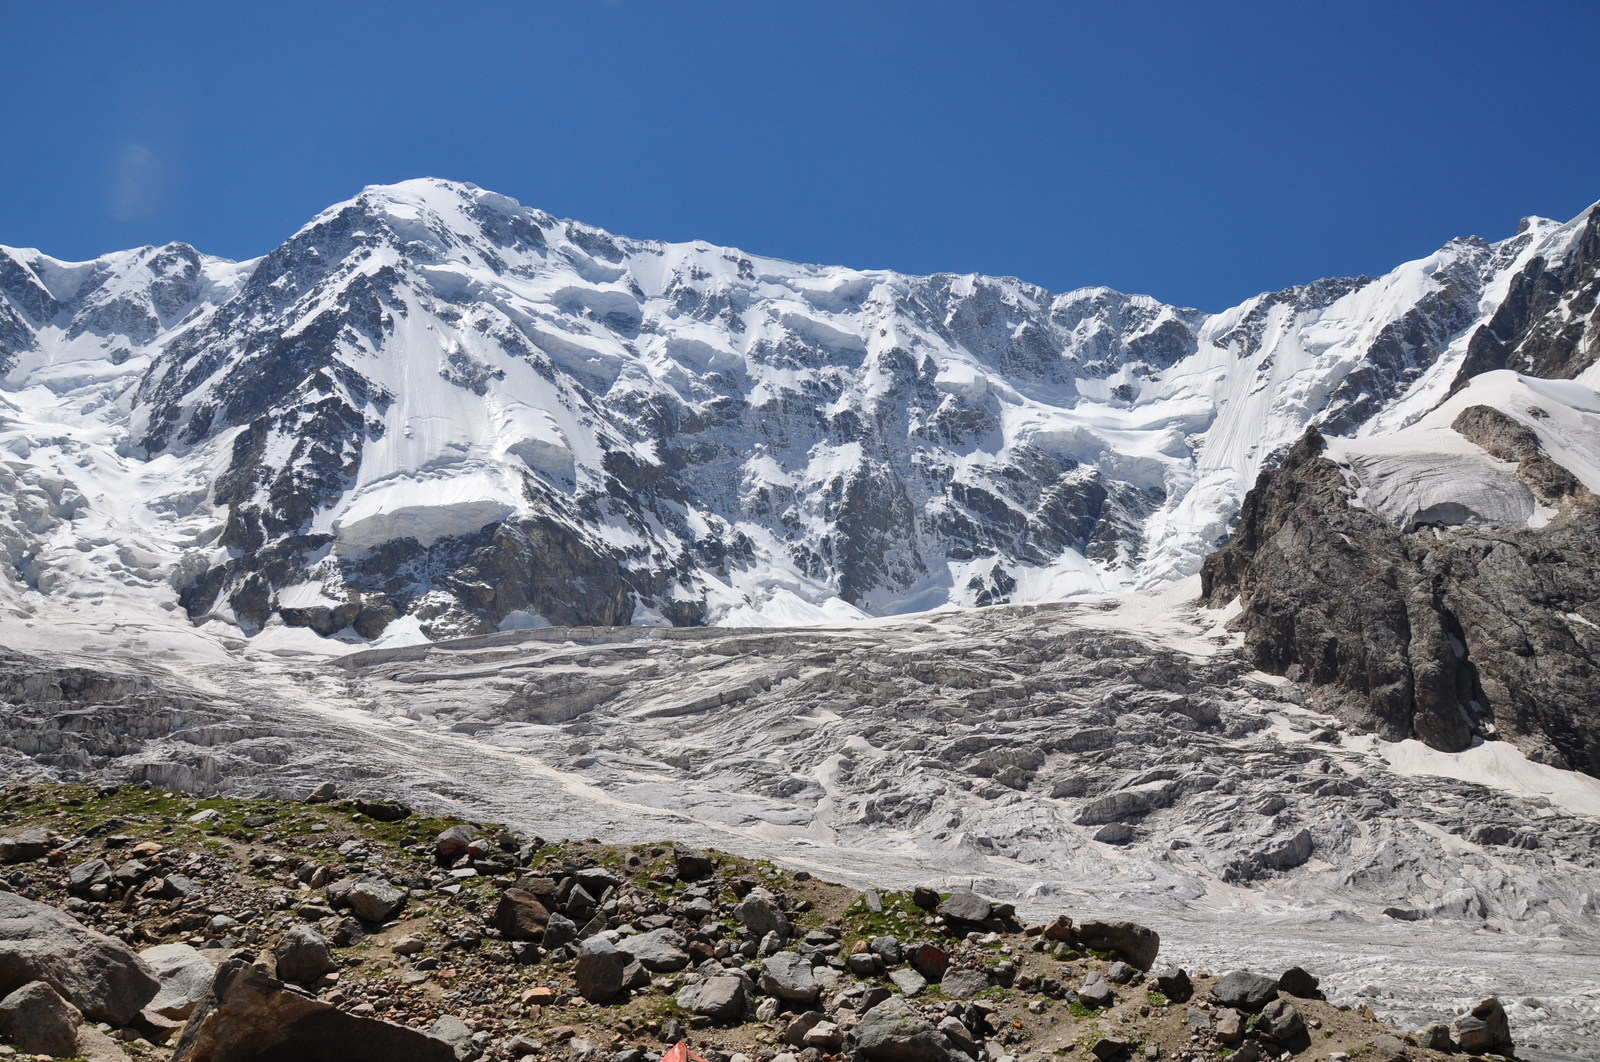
[1451,209,1600,388]
[1202,425,1600,776]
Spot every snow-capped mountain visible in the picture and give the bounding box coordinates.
[0,179,1596,642]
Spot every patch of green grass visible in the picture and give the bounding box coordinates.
[1068,998,1108,1018]
[1146,988,1171,1007]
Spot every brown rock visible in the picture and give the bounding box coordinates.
[493,888,551,941]
[169,957,454,1062]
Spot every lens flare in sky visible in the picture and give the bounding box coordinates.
[108,143,165,223]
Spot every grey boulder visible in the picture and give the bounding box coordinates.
[1209,970,1280,1013]
[574,937,628,1003]
[273,925,337,986]
[140,943,220,1020]
[852,995,965,1062]
[0,980,83,1056]
[345,878,406,924]
[734,888,790,939]
[936,890,992,924]
[0,891,159,1025]
[618,928,689,973]
[940,967,989,1000]
[676,974,748,1022]
[759,950,820,1003]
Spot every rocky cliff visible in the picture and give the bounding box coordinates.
[1202,374,1600,776]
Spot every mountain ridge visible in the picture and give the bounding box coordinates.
[0,179,1596,645]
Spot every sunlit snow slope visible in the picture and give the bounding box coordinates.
[0,180,1596,641]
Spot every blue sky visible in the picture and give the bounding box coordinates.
[2,1,1596,311]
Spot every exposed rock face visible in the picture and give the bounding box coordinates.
[1451,208,1600,387]
[0,891,159,1026]
[1201,416,1600,776]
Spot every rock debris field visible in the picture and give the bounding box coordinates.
[0,784,1519,1062]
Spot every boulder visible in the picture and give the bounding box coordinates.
[1214,1007,1244,1043]
[345,878,406,924]
[783,1010,826,1046]
[0,891,159,1025]
[618,928,689,973]
[852,995,964,1061]
[493,889,551,941]
[1370,1033,1410,1061]
[1090,1037,1134,1061]
[1276,966,1322,999]
[734,889,790,938]
[907,942,949,982]
[911,886,942,911]
[889,967,928,996]
[0,828,55,864]
[1106,961,1135,984]
[304,782,339,803]
[1452,996,1513,1055]
[847,951,880,977]
[1042,914,1074,941]
[68,856,114,897]
[1152,965,1193,1003]
[541,911,578,950]
[759,951,820,1003]
[1258,997,1308,1046]
[140,943,220,1020]
[169,957,454,1062]
[0,980,83,1056]
[940,967,988,1000]
[676,973,747,1021]
[433,825,476,865]
[937,1015,977,1055]
[1210,970,1280,1013]
[1078,972,1115,1009]
[803,1019,843,1050]
[1418,1022,1455,1051]
[673,847,714,881]
[273,925,336,986]
[354,798,411,822]
[1075,920,1160,970]
[427,1015,473,1057]
[936,890,992,924]
[573,937,627,1003]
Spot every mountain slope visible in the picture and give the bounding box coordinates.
[0,180,1596,644]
